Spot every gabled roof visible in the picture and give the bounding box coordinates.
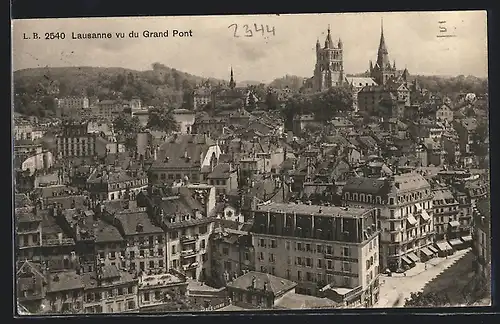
[152,134,216,169]
[115,211,163,236]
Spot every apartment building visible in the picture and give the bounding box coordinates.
[139,184,217,281]
[56,121,96,158]
[432,188,460,241]
[149,134,222,185]
[137,272,188,309]
[82,264,139,313]
[56,97,90,117]
[342,172,434,272]
[472,199,491,283]
[105,209,166,274]
[251,202,380,307]
[210,226,254,287]
[45,271,85,314]
[86,168,149,201]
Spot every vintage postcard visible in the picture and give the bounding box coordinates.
[12,11,490,315]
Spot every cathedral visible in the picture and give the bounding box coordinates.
[312,26,344,92]
[368,19,411,87]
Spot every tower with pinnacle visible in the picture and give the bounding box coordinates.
[229,67,236,90]
[369,18,397,86]
[312,25,344,92]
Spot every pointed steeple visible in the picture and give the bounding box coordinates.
[338,37,343,48]
[402,66,409,81]
[316,38,321,52]
[324,24,334,48]
[393,60,396,70]
[377,18,390,70]
[369,60,373,72]
[229,66,236,89]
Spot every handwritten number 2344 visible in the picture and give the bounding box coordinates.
[228,24,275,37]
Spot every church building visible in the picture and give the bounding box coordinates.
[312,26,344,92]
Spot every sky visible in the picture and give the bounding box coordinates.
[12,11,488,83]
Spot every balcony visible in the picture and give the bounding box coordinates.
[182,262,199,271]
[181,249,198,258]
[180,235,198,244]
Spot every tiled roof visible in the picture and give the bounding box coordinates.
[47,271,84,292]
[115,211,163,236]
[152,134,215,169]
[227,271,296,296]
[94,220,124,243]
[15,194,32,208]
[207,163,231,179]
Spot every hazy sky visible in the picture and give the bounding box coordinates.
[12,11,488,83]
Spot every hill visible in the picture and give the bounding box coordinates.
[13,64,226,117]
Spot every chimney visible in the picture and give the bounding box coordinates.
[263,282,268,291]
[184,150,188,159]
[251,276,256,289]
[136,223,144,233]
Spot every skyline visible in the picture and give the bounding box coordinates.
[12,11,488,82]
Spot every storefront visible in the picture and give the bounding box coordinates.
[448,238,465,251]
[420,247,435,262]
[435,241,453,257]
[461,235,473,248]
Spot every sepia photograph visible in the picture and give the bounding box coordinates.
[11,11,490,315]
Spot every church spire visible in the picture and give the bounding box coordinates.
[377,18,390,70]
[229,66,236,89]
[324,24,334,49]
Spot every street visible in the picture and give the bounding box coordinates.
[375,248,471,308]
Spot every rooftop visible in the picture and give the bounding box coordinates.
[227,271,296,296]
[115,211,164,236]
[47,271,84,293]
[254,202,371,218]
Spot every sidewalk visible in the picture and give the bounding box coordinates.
[375,248,471,308]
[390,248,471,278]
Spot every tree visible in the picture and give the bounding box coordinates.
[146,107,180,133]
[314,86,354,120]
[404,291,450,307]
[113,115,141,135]
[265,91,279,110]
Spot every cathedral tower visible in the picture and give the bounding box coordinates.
[370,18,397,85]
[229,66,236,89]
[312,25,344,92]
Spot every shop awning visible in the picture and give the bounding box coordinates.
[428,246,439,254]
[449,238,462,246]
[436,241,452,251]
[407,252,420,263]
[420,247,433,256]
[420,209,431,221]
[401,255,413,265]
[407,215,418,226]
[461,235,473,242]
[449,220,460,227]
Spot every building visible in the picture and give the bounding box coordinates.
[16,209,43,261]
[344,77,378,112]
[226,271,297,309]
[149,134,222,185]
[369,20,400,86]
[172,109,196,134]
[432,188,460,241]
[86,168,149,201]
[251,203,380,307]
[472,199,490,284]
[435,104,454,123]
[82,265,139,313]
[206,163,238,196]
[210,226,254,287]
[191,85,212,110]
[139,184,217,281]
[45,270,85,314]
[312,26,344,91]
[98,207,166,274]
[342,173,434,272]
[136,272,188,310]
[453,118,478,154]
[56,121,96,158]
[56,97,90,117]
[16,260,48,313]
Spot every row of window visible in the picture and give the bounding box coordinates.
[85,286,134,302]
[171,239,206,255]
